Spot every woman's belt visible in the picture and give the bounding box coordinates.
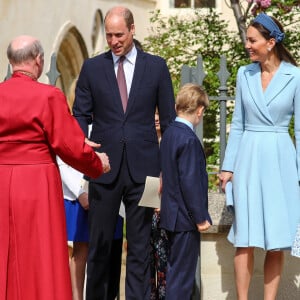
[245,124,288,133]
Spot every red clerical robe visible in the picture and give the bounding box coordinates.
[0,72,103,299]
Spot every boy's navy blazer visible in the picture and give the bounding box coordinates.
[73,49,176,184]
[160,121,211,232]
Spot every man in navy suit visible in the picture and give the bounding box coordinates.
[159,83,212,300]
[73,6,176,300]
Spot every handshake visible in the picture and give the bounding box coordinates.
[96,152,110,173]
[85,138,111,173]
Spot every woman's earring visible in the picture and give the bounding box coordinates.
[267,47,271,52]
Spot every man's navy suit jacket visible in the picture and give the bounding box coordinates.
[73,49,176,184]
[160,121,212,232]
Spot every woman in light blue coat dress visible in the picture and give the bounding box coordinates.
[219,13,300,300]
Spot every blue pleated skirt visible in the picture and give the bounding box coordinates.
[64,199,89,242]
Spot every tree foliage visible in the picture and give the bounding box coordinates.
[144,9,248,95]
[231,0,300,47]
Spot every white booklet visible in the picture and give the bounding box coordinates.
[138,176,161,209]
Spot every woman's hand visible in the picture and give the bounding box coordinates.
[218,171,233,192]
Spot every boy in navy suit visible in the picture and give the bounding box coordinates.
[160,83,212,300]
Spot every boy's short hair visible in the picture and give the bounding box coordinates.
[176,83,209,114]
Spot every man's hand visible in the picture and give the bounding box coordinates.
[78,192,89,210]
[85,138,101,148]
[96,152,111,173]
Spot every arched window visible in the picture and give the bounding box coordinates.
[55,25,88,109]
[91,9,105,55]
[174,0,216,8]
